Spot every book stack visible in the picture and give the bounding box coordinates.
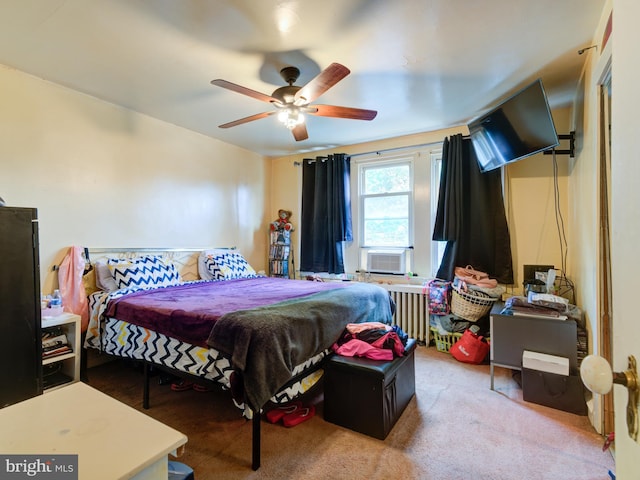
[42,326,72,359]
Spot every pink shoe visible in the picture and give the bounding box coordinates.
[265,401,303,424]
[282,405,315,427]
[170,380,193,392]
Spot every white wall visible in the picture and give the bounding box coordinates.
[0,65,269,293]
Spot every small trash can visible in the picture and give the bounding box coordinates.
[168,460,195,480]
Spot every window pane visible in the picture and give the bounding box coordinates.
[364,164,410,194]
[364,195,408,245]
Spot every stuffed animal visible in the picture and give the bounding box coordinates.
[270,209,294,232]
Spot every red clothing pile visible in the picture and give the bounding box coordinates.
[332,322,407,361]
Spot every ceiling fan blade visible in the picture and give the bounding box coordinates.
[218,111,275,128]
[309,104,377,121]
[292,123,308,141]
[211,79,277,103]
[294,63,350,104]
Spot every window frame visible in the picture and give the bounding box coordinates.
[430,151,446,277]
[358,158,414,249]
[343,145,443,280]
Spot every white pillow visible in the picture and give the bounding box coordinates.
[94,261,119,292]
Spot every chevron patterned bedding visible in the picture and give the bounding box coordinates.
[85,282,330,415]
[85,272,393,417]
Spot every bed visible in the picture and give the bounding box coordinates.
[83,248,393,470]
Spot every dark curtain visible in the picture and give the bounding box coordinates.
[300,153,353,274]
[432,134,514,284]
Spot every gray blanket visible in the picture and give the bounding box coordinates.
[207,282,392,410]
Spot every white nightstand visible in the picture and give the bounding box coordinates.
[41,312,81,391]
[0,382,188,479]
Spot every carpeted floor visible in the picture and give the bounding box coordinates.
[86,345,615,480]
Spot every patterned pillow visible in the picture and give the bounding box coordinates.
[108,255,181,290]
[198,249,230,280]
[203,251,256,280]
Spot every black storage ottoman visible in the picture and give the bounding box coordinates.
[323,338,417,439]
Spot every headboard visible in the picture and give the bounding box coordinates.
[82,248,209,294]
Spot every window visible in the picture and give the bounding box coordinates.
[345,145,443,278]
[360,161,412,247]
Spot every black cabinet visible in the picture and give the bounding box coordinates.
[0,207,42,408]
[489,311,577,390]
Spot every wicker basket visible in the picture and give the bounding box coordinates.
[451,287,497,321]
[430,328,463,353]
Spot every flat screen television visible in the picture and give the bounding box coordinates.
[468,79,559,172]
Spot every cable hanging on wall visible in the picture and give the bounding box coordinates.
[551,150,575,303]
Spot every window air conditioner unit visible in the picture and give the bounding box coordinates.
[367,250,406,274]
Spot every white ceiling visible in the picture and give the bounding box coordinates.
[0,0,605,157]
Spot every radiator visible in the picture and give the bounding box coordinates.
[380,284,429,343]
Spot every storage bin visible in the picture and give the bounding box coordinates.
[430,327,462,353]
[323,339,417,440]
[522,367,587,415]
[451,287,497,321]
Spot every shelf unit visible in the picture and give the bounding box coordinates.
[269,228,291,278]
[41,312,81,392]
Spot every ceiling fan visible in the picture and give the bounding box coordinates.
[211,62,377,141]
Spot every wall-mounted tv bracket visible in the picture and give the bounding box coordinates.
[544,131,575,158]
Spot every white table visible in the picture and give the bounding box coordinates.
[0,382,187,479]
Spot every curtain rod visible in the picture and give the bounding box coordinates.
[293,144,434,166]
[292,134,469,166]
[350,135,470,157]
[293,157,327,166]
[351,134,469,158]
[350,142,440,158]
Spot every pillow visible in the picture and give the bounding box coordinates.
[198,249,229,280]
[202,250,256,280]
[198,249,254,280]
[94,261,119,292]
[108,255,181,290]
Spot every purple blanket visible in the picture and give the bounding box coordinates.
[207,281,393,409]
[104,276,393,409]
[104,277,348,347]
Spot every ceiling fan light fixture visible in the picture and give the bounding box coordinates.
[212,62,377,141]
[278,107,304,129]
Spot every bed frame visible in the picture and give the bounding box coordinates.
[83,247,319,470]
[140,357,319,470]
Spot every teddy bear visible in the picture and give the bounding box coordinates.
[270,209,294,232]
